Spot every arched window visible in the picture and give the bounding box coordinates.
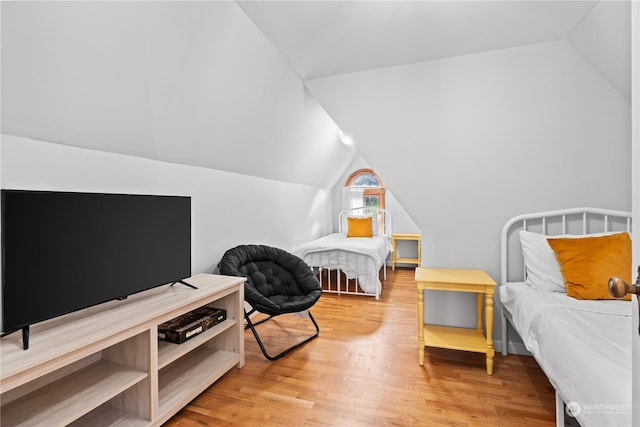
[344,168,385,209]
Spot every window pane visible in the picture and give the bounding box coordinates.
[352,173,380,187]
[363,195,380,208]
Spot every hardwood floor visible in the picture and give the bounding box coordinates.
[165,269,557,426]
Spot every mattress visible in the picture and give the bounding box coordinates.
[500,283,632,427]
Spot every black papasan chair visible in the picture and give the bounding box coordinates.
[219,244,322,361]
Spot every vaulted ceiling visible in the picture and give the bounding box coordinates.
[238,1,599,80]
[1,1,630,193]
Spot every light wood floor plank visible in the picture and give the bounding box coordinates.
[165,269,558,426]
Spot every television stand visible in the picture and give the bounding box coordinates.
[0,273,245,426]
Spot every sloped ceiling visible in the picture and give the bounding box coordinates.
[566,0,631,101]
[240,0,630,102]
[1,1,357,189]
[2,1,630,192]
[238,0,599,80]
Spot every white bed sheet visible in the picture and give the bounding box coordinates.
[293,233,392,294]
[500,283,632,427]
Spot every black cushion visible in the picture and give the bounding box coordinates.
[219,245,322,316]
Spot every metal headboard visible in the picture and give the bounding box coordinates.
[500,207,632,286]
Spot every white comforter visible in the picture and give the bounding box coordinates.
[500,283,632,427]
[293,234,392,294]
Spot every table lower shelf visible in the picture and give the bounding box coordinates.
[395,257,420,266]
[422,324,487,353]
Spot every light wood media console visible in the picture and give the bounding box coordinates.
[0,273,245,426]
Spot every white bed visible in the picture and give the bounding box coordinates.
[500,207,633,427]
[293,207,392,299]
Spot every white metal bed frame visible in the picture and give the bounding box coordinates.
[299,207,392,300]
[500,207,632,427]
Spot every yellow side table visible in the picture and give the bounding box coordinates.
[391,233,421,270]
[415,267,496,375]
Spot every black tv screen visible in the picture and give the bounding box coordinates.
[1,190,191,335]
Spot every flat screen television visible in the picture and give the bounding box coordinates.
[1,189,191,349]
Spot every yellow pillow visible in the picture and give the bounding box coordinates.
[547,232,631,300]
[346,216,373,238]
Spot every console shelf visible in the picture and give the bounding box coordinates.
[0,274,245,427]
[70,406,148,427]
[158,318,237,369]
[158,348,240,415]
[2,360,147,426]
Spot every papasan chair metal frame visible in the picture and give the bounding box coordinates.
[219,244,322,361]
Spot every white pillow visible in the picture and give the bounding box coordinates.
[518,230,632,292]
[519,230,565,292]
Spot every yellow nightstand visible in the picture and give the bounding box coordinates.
[415,267,496,375]
[391,233,421,270]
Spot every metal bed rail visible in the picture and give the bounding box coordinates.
[301,248,387,300]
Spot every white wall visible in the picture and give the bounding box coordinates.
[307,40,631,337]
[1,135,333,275]
[1,1,355,189]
